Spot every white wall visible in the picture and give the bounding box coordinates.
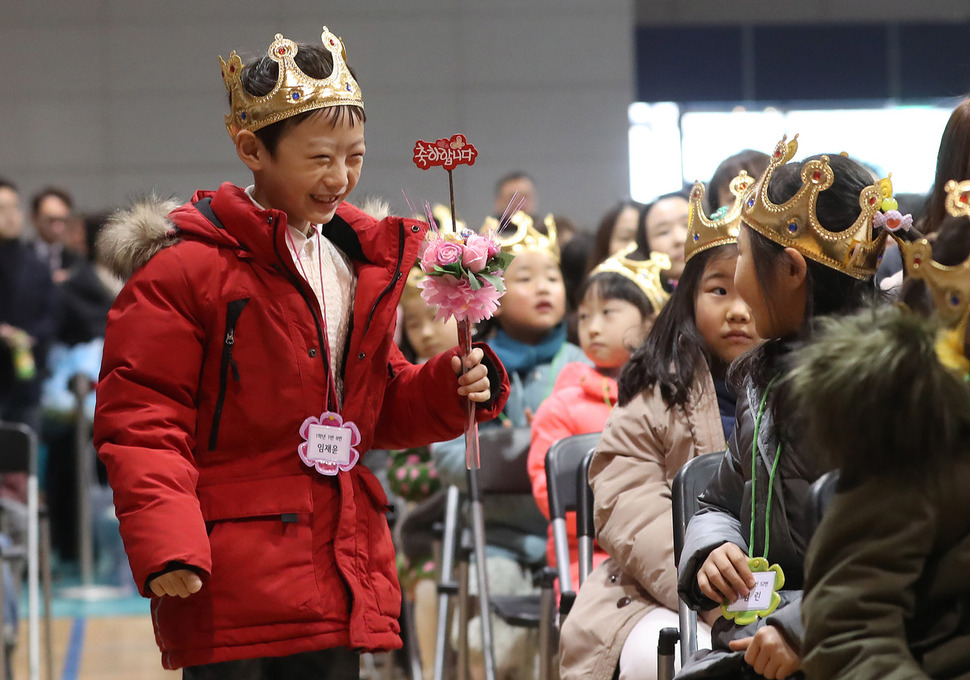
[0,0,635,230]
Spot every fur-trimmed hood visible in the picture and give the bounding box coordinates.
[787,305,970,485]
[97,195,185,281]
[96,191,396,281]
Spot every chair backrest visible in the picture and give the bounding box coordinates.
[671,452,723,567]
[576,449,596,588]
[546,432,601,598]
[475,426,534,494]
[806,470,839,536]
[0,421,36,475]
[546,432,601,521]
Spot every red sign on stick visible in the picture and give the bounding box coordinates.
[412,134,479,171]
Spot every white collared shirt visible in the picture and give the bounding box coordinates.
[245,186,356,404]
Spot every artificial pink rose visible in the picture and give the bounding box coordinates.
[420,239,443,273]
[435,241,463,268]
[485,233,502,259]
[462,233,490,272]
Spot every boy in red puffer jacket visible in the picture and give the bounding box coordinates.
[94,26,508,679]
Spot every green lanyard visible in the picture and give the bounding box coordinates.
[749,378,782,560]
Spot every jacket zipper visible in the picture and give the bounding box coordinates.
[209,297,250,451]
[270,218,333,406]
[363,221,407,335]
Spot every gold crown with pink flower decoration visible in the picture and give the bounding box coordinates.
[686,170,752,263]
[591,243,671,313]
[741,135,888,280]
[896,179,970,332]
[482,211,560,262]
[220,27,363,139]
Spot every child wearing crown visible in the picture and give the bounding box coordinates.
[559,175,760,680]
[675,137,891,680]
[794,180,970,679]
[527,244,670,589]
[93,28,509,677]
[431,212,587,680]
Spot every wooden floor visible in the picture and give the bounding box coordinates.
[13,614,178,680]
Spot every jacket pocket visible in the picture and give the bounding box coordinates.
[196,475,329,631]
[357,470,402,619]
[209,298,249,451]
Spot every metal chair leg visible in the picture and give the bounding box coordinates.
[538,584,556,680]
[456,559,470,680]
[39,513,54,680]
[433,486,460,680]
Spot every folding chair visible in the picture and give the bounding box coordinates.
[670,452,723,667]
[807,470,839,535]
[433,426,544,680]
[0,422,54,680]
[545,432,600,621]
[575,450,596,591]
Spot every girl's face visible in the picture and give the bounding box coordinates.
[401,296,457,361]
[645,197,689,281]
[608,206,640,257]
[495,250,566,344]
[734,226,804,340]
[695,252,760,363]
[577,290,651,372]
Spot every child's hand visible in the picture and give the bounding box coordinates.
[728,626,801,679]
[149,569,203,598]
[450,348,491,403]
[697,542,755,603]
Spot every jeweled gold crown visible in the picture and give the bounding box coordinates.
[897,179,970,332]
[482,211,559,262]
[741,135,887,280]
[686,171,751,263]
[591,244,671,313]
[219,27,363,140]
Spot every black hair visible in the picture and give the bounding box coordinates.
[730,153,884,444]
[0,177,17,193]
[31,186,73,215]
[618,244,736,407]
[494,171,535,198]
[587,200,644,273]
[920,96,970,236]
[577,271,655,321]
[561,230,593,310]
[238,42,365,156]
[708,150,771,212]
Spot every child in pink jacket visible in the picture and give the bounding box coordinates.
[528,248,669,586]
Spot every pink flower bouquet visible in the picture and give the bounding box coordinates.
[417,229,513,324]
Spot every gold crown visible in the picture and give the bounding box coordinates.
[686,171,751,263]
[219,27,363,140]
[591,244,671,312]
[402,266,426,303]
[897,179,970,333]
[741,135,888,280]
[482,211,559,262]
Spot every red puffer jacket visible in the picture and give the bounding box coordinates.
[94,183,509,669]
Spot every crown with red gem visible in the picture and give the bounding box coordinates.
[219,27,363,140]
[685,170,752,263]
[591,244,671,313]
[741,135,887,280]
[896,179,970,332]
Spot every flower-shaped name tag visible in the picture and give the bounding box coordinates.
[298,412,361,476]
[721,557,785,625]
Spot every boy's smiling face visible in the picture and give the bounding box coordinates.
[242,110,365,231]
